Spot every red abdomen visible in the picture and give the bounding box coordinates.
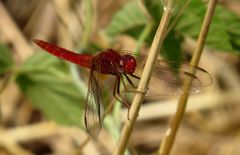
[34,39,93,69]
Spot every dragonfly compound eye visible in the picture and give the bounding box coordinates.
[121,55,136,74]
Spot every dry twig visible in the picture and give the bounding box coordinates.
[159,0,218,154]
[113,1,174,154]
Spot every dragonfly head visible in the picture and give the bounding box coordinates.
[120,55,136,74]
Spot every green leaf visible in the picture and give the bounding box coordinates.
[104,0,147,37]
[142,0,163,22]
[16,52,85,127]
[0,44,13,75]
[176,0,240,53]
[216,6,240,52]
[207,14,233,51]
[162,31,183,68]
[104,0,240,55]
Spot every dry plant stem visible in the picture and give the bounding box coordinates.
[121,89,240,122]
[0,121,58,142]
[0,2,34,123]
[0,121,57,155]
[113,1,174,155]
[0,2,34,61]
[76,136,91,155]
[158,0,218,155]
[0,74,12,125]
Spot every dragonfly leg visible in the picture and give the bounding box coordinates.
[123,74,147,95]
[112,76,129,107]
[118,76,133,120]
[124,74,138,89]
[113,76,131,120]
[130,74,140,80]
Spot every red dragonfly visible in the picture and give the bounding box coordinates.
[33,39,212,137]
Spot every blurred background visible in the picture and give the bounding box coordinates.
[0,0,240,155]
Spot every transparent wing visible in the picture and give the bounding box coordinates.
[84,69,104,138]
[119,51,212,86]
[124,57,212,96]
[152,59,212,87]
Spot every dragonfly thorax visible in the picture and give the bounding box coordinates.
[120,55,136,74]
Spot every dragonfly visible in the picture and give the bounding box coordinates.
[33,39,212,138]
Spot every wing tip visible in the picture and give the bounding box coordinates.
[84,114,101,138]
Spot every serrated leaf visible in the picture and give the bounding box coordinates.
[0,44,13,75]
[176,0,240,53]
[104,0,147,37]
[16,52,85,127]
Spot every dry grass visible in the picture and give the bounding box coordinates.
[0,0,240,155]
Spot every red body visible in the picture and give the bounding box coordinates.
[33,39,138,138]
[33,39,136,75]
[33,39,212,138]
[34,39,93,68]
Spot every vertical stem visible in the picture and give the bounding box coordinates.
[158,0,218,155]
[113,1,174,155]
